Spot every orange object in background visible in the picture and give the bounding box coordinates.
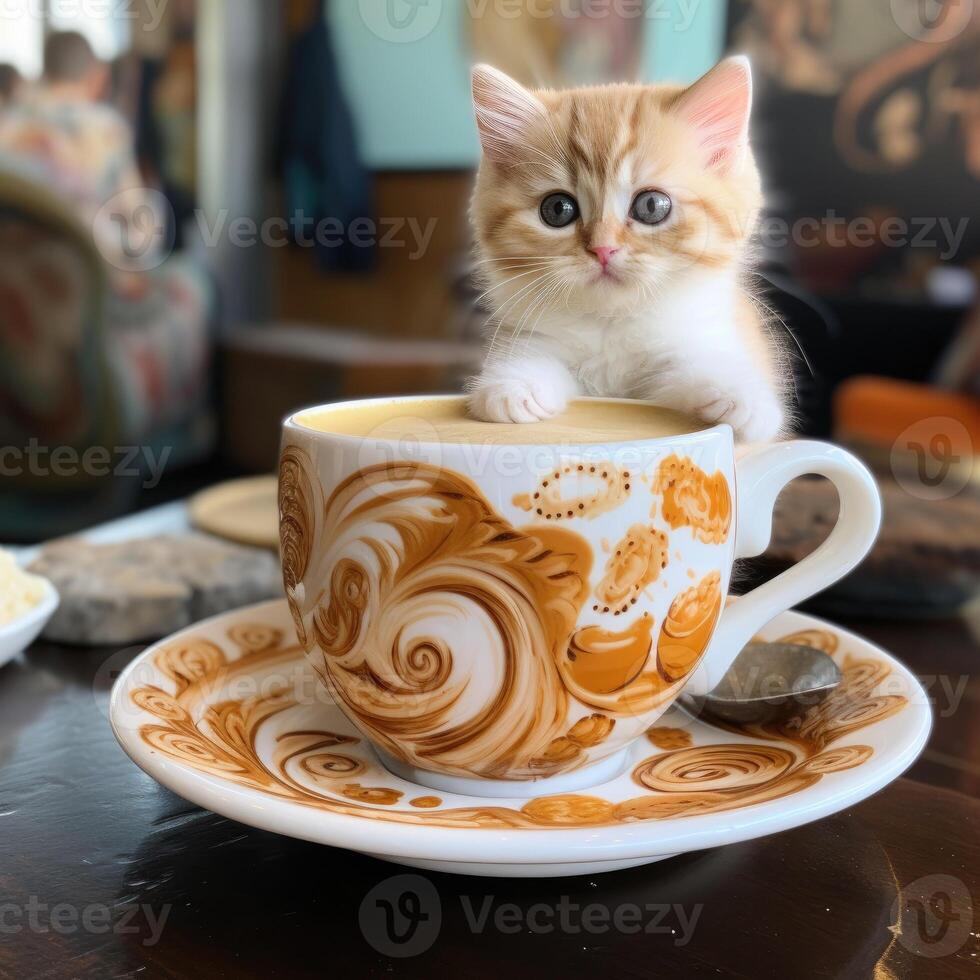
[835,377,980,461]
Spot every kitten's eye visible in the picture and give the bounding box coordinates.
[630,190,672,226]
[540,193,579,228]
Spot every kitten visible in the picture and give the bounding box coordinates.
[466,57,788,442]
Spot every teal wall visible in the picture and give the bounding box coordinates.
[643,0,728,86]
[328,1,726,170]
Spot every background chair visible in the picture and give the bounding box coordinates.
[0,170,213,540]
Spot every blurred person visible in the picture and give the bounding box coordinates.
[0,64,24,108]
[0,31,212,464]
[0,32,158,270]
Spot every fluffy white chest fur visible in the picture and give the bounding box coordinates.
[469,268,785,442]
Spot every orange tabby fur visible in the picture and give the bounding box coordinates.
[467,58,789,442]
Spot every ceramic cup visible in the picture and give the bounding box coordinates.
[278,395,881,798]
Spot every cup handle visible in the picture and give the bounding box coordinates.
[689,441,882,695]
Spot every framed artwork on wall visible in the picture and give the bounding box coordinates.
[727,0,980,297]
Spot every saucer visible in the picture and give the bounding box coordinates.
[188,475,278,550]
[110,599,930,877]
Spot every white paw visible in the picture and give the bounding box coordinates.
[468,377,566,424]
[697,385,784,442]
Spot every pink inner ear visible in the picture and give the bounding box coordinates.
[676,60,752,173]
[472,65,543,165]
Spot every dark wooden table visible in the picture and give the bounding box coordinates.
[1,612,978,979]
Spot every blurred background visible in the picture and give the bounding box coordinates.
[0,0,978,623]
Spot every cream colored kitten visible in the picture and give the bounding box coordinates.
[467,57,788,442]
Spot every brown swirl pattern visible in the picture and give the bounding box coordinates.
[275,730,367,788]
[627,630,909,820]
[341,784,404,805]
[410,796,443,808]
[229,624,283,653]
[636,745,797,792]
[647,726,694,750]
[777,628,840,655]
[513,462,631,521]
[565,616,652,697]
[284,458,596,780]
[279,446,320,647]
[560,615,679,716]
[801,745,873,774]
[521,794,615,826]
[653,454,732,545]
[130,623,909,829]
[657,571,723,682]
[593,525,670,615]
[530,713,616,771]
[154,639,225,694]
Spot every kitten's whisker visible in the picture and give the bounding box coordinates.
[485,271,555,327]
[494,274,559,356]
[529,275,569,337]
[522,275,567,348]
[471,256,565,266]
[483,271,557,359]
[754,292,815,381]
[469,257,564,285]
[471,266,552,308]
[508,272,563,349]
[500,288,550,352]
[560,275,575,312]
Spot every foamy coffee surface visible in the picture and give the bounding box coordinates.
[296,398,704,445]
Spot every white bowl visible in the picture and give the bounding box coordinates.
[0,579,59,670]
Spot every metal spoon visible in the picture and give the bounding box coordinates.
[683,642,843,727]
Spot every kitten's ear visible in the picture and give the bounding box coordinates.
[674,56,753,175]
[472,64,545,164]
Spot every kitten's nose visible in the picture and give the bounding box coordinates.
[589,245,620,268]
